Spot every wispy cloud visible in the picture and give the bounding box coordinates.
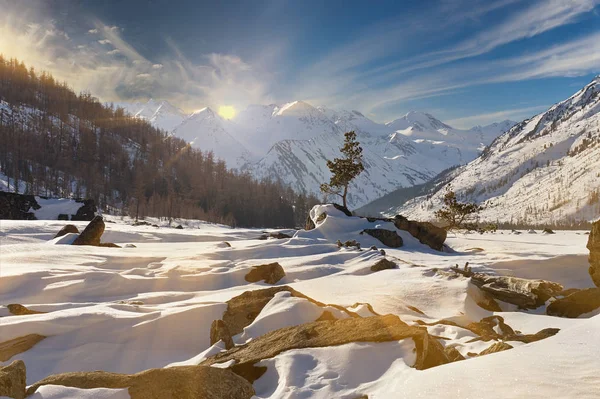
[446,105,550,128]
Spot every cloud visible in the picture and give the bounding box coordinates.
[446,105,550,128]
[98,39,111,45]
[88,29,98,34]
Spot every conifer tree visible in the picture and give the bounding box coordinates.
[320,131,364,209]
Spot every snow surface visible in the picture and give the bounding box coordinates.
[1,207,596,397]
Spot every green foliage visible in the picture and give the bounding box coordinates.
[320,131,364,209]
[435,188,484,231]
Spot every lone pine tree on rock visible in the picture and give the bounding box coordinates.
[320,131,364,209]
[435,188,484,232]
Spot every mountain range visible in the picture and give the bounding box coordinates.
[384,76,600,225]
[115,100,516,208]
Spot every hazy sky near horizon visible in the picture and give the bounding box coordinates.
[1,0,599,127]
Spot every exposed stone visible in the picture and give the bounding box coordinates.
[7,304,45,316]
[202,315,449,374]
[479,342,513,356]
[210,320,234,349]
[393,215,447,251]
[0,334,46,362]
[361,229,403,248]
[244,262,286,284]
[124,244,137,248]
[305,214,316,231]
[0,360,26,399]
[72,216,105,246]
[175,225,184,229]
[444,346,465,362]
[54,224,79,238]
[0,192,39,220]
[542,228,555,234]
[316,311,337,321]
[71,199,97,221]
[26,365,255,399]
[316,212,327,224]
[269,231,292,239]
[546,288,600,318]
[57,213,69,221]
[588,220,600,288]
[98,242,121,248]
[370,258,397,272]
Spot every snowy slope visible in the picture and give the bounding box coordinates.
[392,76,600,224]
[113,99,186,133]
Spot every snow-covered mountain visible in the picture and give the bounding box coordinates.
[391,76,600,224]
[113,99,186,132]
[117,99,515,208]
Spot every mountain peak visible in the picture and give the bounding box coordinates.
[274,100,317,117]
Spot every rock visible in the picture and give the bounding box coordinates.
[223,241,232,247]
[588,220,600,288]
[546,288,600,318]
[269,231,292,239]
[379,249,386,256]
[343,240,361,249]
[361,229,403,248]
[257,234,269,240]
[7,304,45,316]
[0,334,46,362]
[58,213,69,221]
[244,262,286,284]
[0,360,26,399]
[0,192,39,220]
[316,212,327,224]
[72,199,97,221]
[527,229,537,234]
[54,224,79,238]
[305,214,316,231]
[124,244,137,248]
[202,315,449,374]
[332,203,353,217]
[470,273,563,309]
[26,365,255,399]
[444,346,465,362]
[543,228,555,234]
[175,225,184,229]
[210,320,234,349]
[72,216,105,246]
[393,215,446,251]
[370,258,396,272]
[369,245,378,251]
[316,311,337,321]
[99,242,121,248]
[479,342,513,356]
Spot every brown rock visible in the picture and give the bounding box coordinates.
[98,242,121,248]
[361,229,403,248]
[444,346,465,362]
[316,212,327,224]
[0,360,26,399]
[546,288,600,318]
[72,215,105,246]
[588,220,600,288]
[479,342,513,356]
[6,304,45,316]
[203,315,449,373]
[305,214,316,231]
[244,262,286,284]
[0,334,46,362]
[210,320,234,349]
[54,224,79,238]
[370,258,397,272]
[269,231,292,239]
[26,365,255,399]
[393,215,447,251]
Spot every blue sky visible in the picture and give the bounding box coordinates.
[1,0,599,127]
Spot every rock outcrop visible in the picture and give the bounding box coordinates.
[54,224,80,238]
[210,320,234,349]
[202,314,449,381]
[7,304,45,316]
[0,334,46,362]
[588,220,600,288]
[269,231,292,239]
[244,262,286,284]
[479,342,513,356]
[393,215,447,251]
[361,229,403,248]
[546,288,600,318]
[72,216,105,246]
[0,360,26,399]
[26,365,255,399]
[0,192,39,220]
[71,199,97,221]
[370,258,397,272]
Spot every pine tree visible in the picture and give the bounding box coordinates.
[320,131,364,209]
[435,188,484,232]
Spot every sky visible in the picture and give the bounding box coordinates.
[0,0,599,128]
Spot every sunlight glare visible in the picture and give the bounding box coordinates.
[218,105,236,119]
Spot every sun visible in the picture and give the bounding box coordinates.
[218,105,236,119]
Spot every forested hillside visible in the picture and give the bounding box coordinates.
[0,55,318,227]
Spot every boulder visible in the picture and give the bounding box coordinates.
[0,192,39,220]
[244,262,286,284]
[54,224,79,238]
[305,214,316,231]
[71,199,97,221]
[7,304,45,316]
[542,228,555,234]
[210,320,234,349]
[175,225,184,229]
[393,215,446,251]
[269,231,292,239]
[0,334,46,362]
[444,346,465,362]
[479,342,513,356]
[202,315,449,375]
[361,229,403,248]
[72,216,105,246]
[316,212,327,224]
[370,258,396,272]
[588,220,600,288]
[0,360,26,399]
[546,288,600,318]
[469,273,563,309]
[26,365,255,399]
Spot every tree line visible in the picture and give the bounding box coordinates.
[0,55,319,227]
